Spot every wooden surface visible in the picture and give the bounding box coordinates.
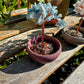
[0,8,73,27]
[0,20,38,41]
[0,14,84,84]
[0,26,60,62]
[5,8,27,24]
[0,36,84,84]
[10,8,27,17]
[63,61,84,84]
[0,13,82,62]
[5,14,26,24]
[0,14,81,41]
[0,8,78,41]
[0,9,84,84]
[6,8,27,17]
[5,8,73,24]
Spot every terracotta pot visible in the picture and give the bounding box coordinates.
[26,35,62,64]
[62,26,84,45]
[27,0,70,19]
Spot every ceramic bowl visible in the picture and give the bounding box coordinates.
[26,35,62,64]
[62,26,84,45]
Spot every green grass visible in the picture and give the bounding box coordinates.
[0,49,28,70]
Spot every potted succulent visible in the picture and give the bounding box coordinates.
[26,1,65,64]
[62,0,84,45]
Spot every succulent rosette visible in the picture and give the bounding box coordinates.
[26,2,65,29]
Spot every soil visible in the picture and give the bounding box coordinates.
[66,29,83,38]
[30,41,58,55]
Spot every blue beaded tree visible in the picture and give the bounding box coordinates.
[26,2,65,48]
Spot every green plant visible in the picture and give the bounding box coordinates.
[38,0,45,3]
[0,49,28,70]
[0,0,17,24]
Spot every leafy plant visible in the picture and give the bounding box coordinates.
[0,0,17,24]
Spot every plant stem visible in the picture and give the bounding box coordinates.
[41,13,50,47]
[76,16,84,33]
[41,22,45,46]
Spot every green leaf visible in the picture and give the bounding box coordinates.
[3,5,7,12]
[80,50,84,54]
[0,22,3,24]
[0,14,2,18]
[8,0,17,17]
[38,0,45,3]
[0,0,4,11]
[26,52,28,55]
[0,66,5,69]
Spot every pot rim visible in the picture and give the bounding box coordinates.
[63,26,84,40]
[27,35,62,57]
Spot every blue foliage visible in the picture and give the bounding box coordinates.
[26,2,65,29]
[57,18,65,29]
